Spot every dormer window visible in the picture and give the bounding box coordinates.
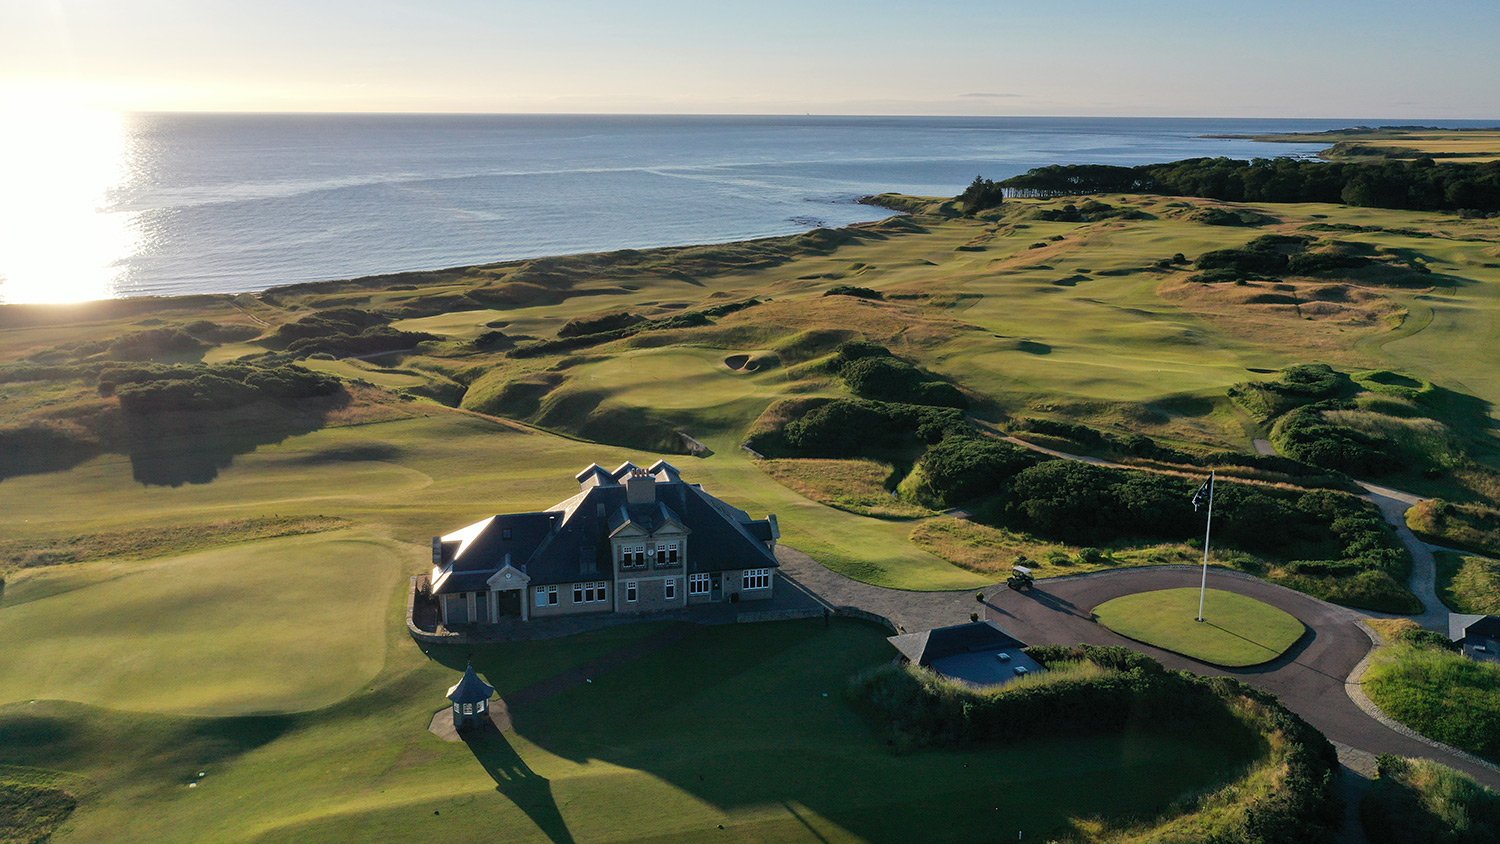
[501,528,512,540]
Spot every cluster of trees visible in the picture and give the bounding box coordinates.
[849,645,1340,843]
[1000,157,1500,213]
[958,175,1006,213]
[1031,199,1147,222]
[98,363,341,414]
[1192,233,1404,283]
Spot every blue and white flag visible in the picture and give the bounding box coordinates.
[1191,475,1213,512]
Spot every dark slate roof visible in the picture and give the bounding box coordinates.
[447,663,495,703]
[430,463,778,593]
[887,621,1029,667]
[1465,616,1500,640]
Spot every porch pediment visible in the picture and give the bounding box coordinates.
[486,563,531,590]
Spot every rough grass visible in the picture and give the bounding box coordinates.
[1408,499,1500,557]
[0,515,350,572]
[1435,550,1500,615]
[1094,588,1305,667]
[1364,642,1500,763]
[0,767,79,844]
[910,516,1208,577]
[1360,756,1500,844]
[757,457,929,518]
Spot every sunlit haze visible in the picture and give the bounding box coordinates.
[4,0,1499,117]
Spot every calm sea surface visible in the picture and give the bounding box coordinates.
[3,114,1496,303]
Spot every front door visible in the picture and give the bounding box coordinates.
[710,574,722,602]
[498,589,522,618]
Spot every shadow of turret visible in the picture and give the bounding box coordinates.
[463,721,575,844]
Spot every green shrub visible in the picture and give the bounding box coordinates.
[558,311,644,338]
[1408,499,1500,557]
[907,435,1035,507]
[1361,756,1500,844]
[107,328,208,360]
[823,285,883,300]
[958,175,1005,213]
[849,646,1340,843]
[1272,403,1401,474]
[782,399,967,457]
[101,363,341,414]
[263,308,390,349]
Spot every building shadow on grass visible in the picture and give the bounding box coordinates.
[464,722,575,844]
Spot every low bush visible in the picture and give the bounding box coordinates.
[0,421,100,480]
[263,308,390,349]
[558,311,643,338]
[830,342,966,408]
[1361,755,1500,844]
[782,399,967,457]
[823,285,883,300]
[849,645,1340,843]
[1272,403,1402,474]
[107,327,208,360]
[1407,499,1500,557]
[905,435,1036,508]
[100,363,341,414]
[283,326,435,358]
[1228,363,1350,420]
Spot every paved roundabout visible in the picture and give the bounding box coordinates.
[775,547,1500,793]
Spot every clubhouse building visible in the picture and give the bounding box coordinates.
[427,461,780,626]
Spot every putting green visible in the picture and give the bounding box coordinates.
[1094,587,1305,667]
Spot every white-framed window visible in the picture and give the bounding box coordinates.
[668,542,680,563]
[655,545,667,566]
[573,581,609,603]
[689,573,711,595]
[462,703,473,715]
[453,703,460,715]
[535,585,558,607]
[633,546,647,566]
[477,699,487,712]
[625,580,637,602]
[664,578,677,601]
[742,568,771,590]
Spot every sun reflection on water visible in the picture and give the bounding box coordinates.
[0,101,140,304]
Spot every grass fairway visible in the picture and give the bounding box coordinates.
[1094,588,1306,667]
[0,619,1260,843]
[0,532,408,714]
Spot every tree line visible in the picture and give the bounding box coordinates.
[997,157,1500,213]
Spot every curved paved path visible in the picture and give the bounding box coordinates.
[776,547,1500,791]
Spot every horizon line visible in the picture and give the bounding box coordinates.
[107,109,1500,123]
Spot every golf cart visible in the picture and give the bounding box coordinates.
[1006,565,1035,591]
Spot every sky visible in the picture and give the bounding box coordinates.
[3,0,1499,117]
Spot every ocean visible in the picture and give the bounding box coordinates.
[3,114,1495,304]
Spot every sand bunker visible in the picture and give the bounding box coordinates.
[724,354,754,371]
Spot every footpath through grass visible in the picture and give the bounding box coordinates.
[1093,587,1305,667]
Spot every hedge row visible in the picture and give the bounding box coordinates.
[849,644,1340,843]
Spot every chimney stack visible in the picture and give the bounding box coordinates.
[431,536,443,567]
[626,468,657,505]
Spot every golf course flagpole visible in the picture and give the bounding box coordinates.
[1196,470,1215,622]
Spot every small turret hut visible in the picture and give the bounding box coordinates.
[447,662,495,731]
